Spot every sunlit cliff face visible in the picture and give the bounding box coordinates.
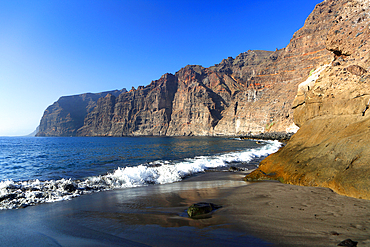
[246,0,370,200]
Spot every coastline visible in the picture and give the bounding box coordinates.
[1,170,370,246]
[0,171,271,247]
[239,132,294,143]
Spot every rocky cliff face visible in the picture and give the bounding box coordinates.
[246,0,370,199]
[37,0,337,137]
[36,89,126,137]
[77,74,177,136]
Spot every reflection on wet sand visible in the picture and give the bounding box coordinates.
[0,171,270,247]
[87,173,247,230]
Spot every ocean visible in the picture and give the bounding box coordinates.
[0,136,281,210]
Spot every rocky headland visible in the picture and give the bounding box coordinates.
[246,0,370,200]
[36,0,370,199]
[37,89,127,137]
[37,0,336,137]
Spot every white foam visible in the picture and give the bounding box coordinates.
[0,140,282,210]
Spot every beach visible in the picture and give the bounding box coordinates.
[0,171,270,247]
[222,174,370,246]
[1,170,370,246]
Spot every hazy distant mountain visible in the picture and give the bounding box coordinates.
[26,126,40,137]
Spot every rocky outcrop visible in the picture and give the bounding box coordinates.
[246,0,370,199]
[77,74,177,136]
[36,89,126,137]
[187,202,221,218]
[38,0,339,137]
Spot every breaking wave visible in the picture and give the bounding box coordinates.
[0,140,281,210]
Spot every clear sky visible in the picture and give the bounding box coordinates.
[0,0,321,136]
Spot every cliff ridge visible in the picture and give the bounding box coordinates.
[37,0,336,137]
[246,0,370,200]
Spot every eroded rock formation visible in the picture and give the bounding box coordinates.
[36,89,126,136]
[37,0,340,137]
[246,0,370,199]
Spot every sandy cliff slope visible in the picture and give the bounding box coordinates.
[246,0,370,199]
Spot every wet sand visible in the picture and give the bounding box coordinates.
[1,171,370,246]
[219,177,370,246]
[0,172,271,247]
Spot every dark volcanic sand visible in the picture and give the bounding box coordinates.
[2,171,370,246]
[0,172,271,247]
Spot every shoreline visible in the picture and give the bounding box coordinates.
[0,137,281,210]
[1,170,370,246]
[0,171,272,247]
[239,132,294,143]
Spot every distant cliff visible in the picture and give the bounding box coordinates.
[246,0,370,200]
[37,89,126,136]
[37,0,335,137]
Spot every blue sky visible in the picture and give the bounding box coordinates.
[0,0,321,136]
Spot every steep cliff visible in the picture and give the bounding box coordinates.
[77,74,177,136]
[246,0,370,199]
[37,0,337,137]
[36,89,126,137]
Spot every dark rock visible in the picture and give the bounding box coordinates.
[346,65,368,76]
[187,202,221,218]
[0,194,17,202]
[240,132,294,142]
[228,166,239,172]
[333,61,341,66]
[63,184,77,193]
[148,163,162,168]
[34,192,43,199]
[338,239,358,247]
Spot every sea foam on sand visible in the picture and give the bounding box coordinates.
[0,140,281,210]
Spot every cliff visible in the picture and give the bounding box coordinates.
[246,0,370,199]
[37,0,338,137]
[36,89,126,137]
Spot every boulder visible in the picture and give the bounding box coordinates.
[338,239,358,247]
[187,202,221,218]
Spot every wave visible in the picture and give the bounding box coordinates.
[0,140,281,210]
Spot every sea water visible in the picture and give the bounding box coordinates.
[0,136,281,210]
